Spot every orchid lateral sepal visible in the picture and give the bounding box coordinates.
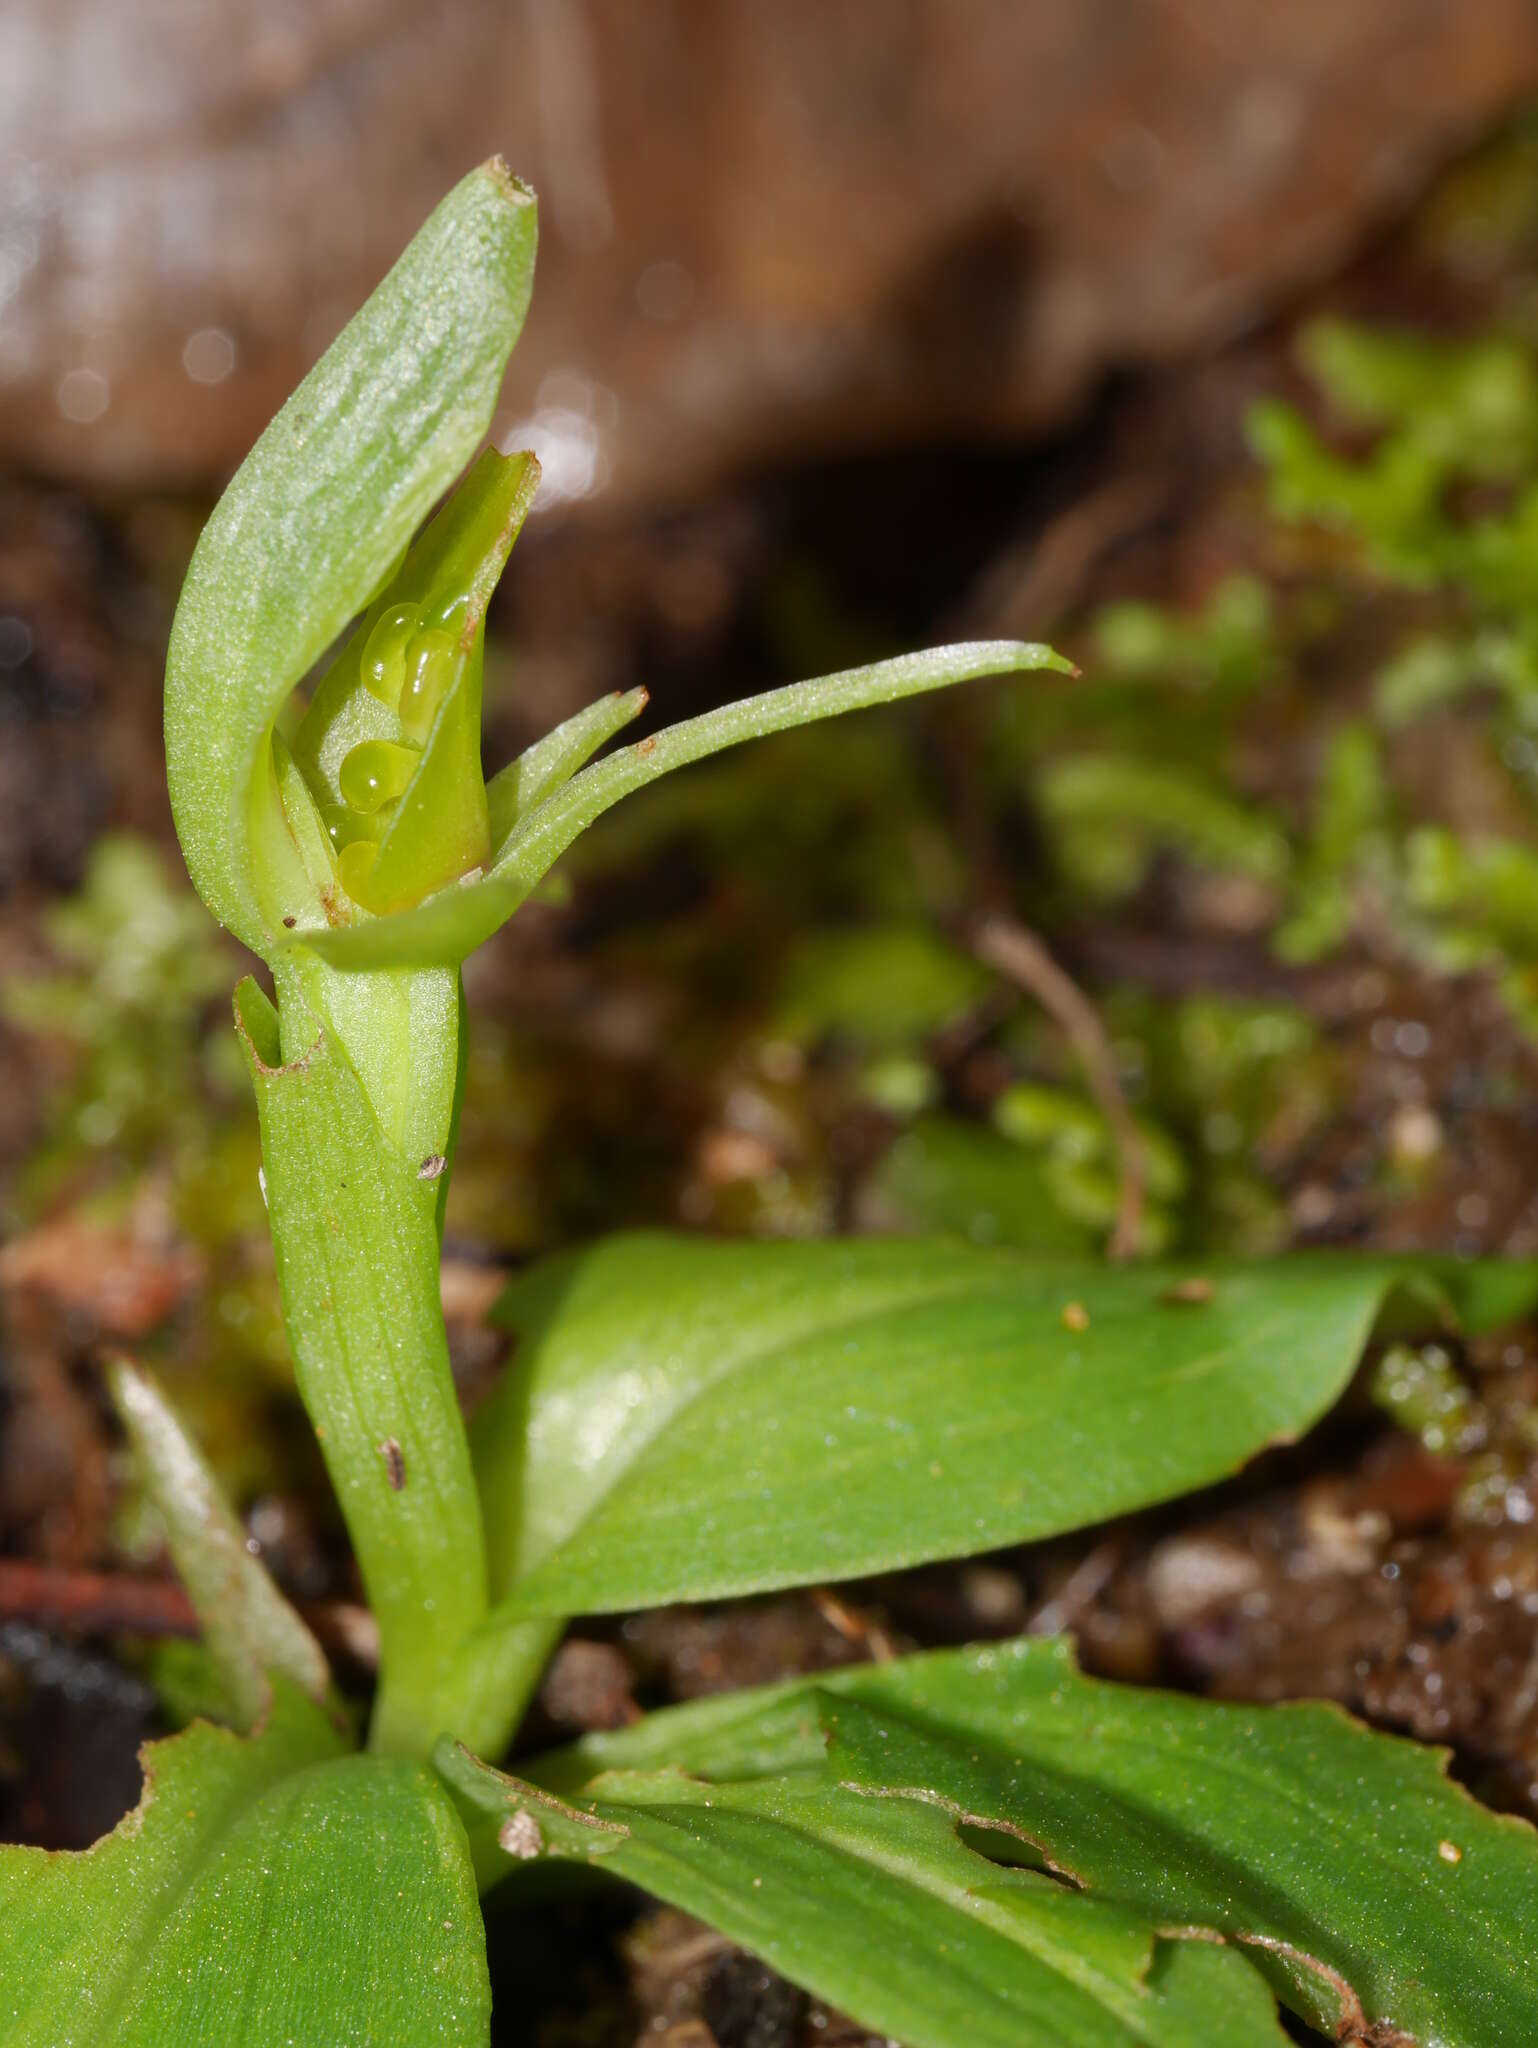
[291,640,1076,975]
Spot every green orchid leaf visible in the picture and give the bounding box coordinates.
[166,160,536,958]
[486,687,651,845]
[0,1686,488,2048]
[455,1752,1280,2047]
[442,1680,1286,2048]
[469,1235,1538,1621]
[478,1636,1538,2048]
[234,975,487,1757]
[295,642,1074,971]
[107,1355,330,1730]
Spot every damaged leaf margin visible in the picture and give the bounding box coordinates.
[439,1681,1283,2048]
[0,1684,490,2048]
[445,1635,1538,2048]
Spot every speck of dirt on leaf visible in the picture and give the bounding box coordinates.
[1162,1276,1216,1306]
[378,1437,406,1491]
[500,1809,543,1860]
[282,914,297,929]
[1061,1301,1090,1333]
[1438,1839,1463,1864]
[418,1153,447,1181]
[635,735,657,757]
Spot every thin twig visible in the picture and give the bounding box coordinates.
[0,1559,377,1666]
[1026,1540,1121,1637]
[0,1560,199,1637]
[954,473,1167,639]
[809,1585,897,1663]
[971,913,1145,1260]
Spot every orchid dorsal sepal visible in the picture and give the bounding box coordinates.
[165,160,537,963]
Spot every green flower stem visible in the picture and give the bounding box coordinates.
[443,1616,566,1766]
[237,971,488,1759]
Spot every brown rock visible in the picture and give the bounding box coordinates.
[4,3,1537,496]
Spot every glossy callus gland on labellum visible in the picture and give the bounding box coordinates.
[289,445,534,919]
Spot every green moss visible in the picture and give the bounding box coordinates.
[1368,1343,1480,1456]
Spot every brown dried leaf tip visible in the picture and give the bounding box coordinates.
[377,1437,407,1491]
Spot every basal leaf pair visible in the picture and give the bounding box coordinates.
[9,159,1538,2048]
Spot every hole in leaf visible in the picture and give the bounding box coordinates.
[957,1818,1074,1884]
